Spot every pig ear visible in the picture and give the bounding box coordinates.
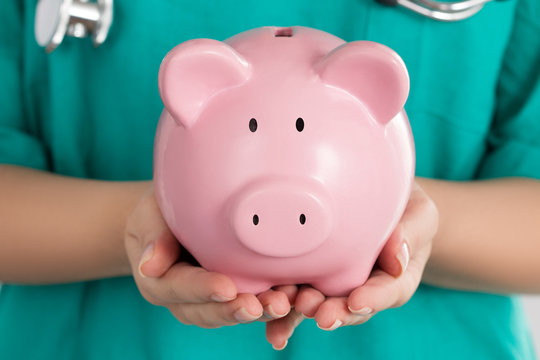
[158,39,251,128]
[315,41,409,124]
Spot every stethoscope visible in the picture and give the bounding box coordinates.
[35,0,112,52]
[35,0,496,52]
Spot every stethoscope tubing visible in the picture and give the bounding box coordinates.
[377,0,495,21]
[396,0,486,21]
[415,0,493,13]
[35,0,499,52]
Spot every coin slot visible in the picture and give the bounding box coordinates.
[274,27,293,37]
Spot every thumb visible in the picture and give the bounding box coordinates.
[376,225,409,278]
[124,185,181,279]
[376,182,437,278]
[138,228,181,278]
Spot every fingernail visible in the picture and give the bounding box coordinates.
[233,307,261,323]
[272,340,288,351]
[317,319,342,331]
[348,306,373,316]
[396,241,410,275]
[209,293,235,303]
[138,242,155,278]
[263,311,273,319]
[263,305,287,319]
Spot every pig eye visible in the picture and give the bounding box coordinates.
[249,118,258,132]
[296,117,304,132]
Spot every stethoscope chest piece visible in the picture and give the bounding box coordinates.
[35,0,113,52]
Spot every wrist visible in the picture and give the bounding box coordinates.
[114,181,152,276]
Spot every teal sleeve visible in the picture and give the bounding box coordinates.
[0,2,48,170]
[476,0,540,179]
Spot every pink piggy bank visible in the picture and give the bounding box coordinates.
[154,26,414,297]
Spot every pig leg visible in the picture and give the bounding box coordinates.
[229,274,273,295]
[311,268,370,297]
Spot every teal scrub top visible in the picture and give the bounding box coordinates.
[1,1,540,359]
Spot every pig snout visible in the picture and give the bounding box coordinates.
[230,179,333,257]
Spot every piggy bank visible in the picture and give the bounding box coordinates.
[154,26,414,297]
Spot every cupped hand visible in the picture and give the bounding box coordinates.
[298,181,438,328]
[269,181,438,347]
[124,184,294,330]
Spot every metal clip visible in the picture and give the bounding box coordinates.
[35,0,113,52]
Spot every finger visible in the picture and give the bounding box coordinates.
[314,297,373,330]
[265,310,304,350]
[257,289,291,321]
[273,285,298,305]
[141,262,237,304]
[138,229,181,278]
[347,261,424,315]
[294,285,326,318]
[170,293,263,329]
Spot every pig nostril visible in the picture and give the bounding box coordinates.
[296,117,304,132]
[299,213,306,225]
[253,214,259,226]
[249,118,258,132]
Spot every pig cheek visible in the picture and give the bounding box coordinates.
[161,119,254,265]
[313,113,409,268]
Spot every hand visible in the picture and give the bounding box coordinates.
[269,181,438,346]
[124,184,294,329]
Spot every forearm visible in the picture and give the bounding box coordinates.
[419,177,540,293]
[0,165,148,283]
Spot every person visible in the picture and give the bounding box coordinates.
[1,0,539,358]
